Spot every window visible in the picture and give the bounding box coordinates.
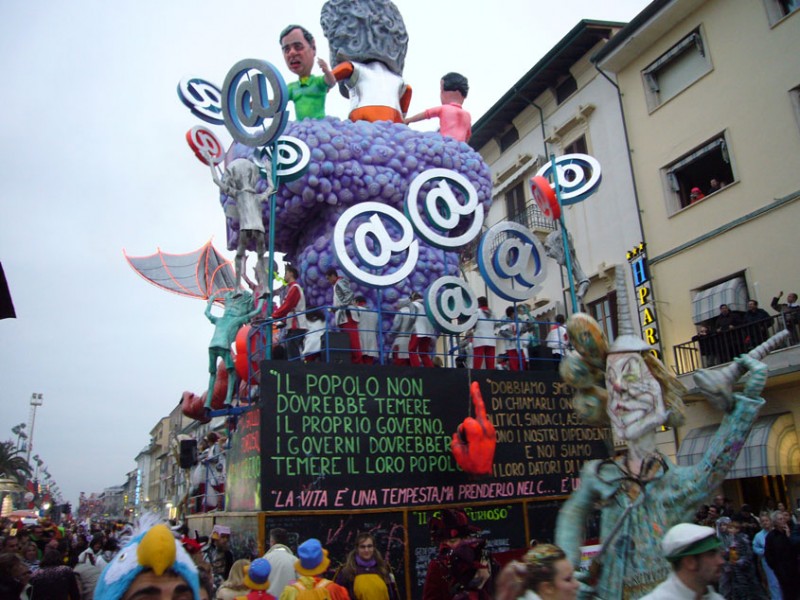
[642,28,712,110]
[555,74,578,105]
[764,0,799,25]
[505,183,529,227]
[663,133,735,213]
[791,85,800,132]
[588,292,617,343]
[499,126,519,152]
[564,135,588,156]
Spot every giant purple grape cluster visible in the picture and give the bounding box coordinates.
[221,116,492,323]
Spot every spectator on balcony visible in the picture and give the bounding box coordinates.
[692,325,718,367]
[743,299,771,349]
[715,304,742,363]
[771,291,799,343]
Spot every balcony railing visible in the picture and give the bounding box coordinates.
[672,313,799,375]
[242,307,565,374]
[489,204,557,255]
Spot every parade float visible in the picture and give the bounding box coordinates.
[123,2,628,597]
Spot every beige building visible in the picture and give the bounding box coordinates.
[467,19,645,359]
[595,0,800,509]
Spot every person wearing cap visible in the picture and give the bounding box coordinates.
[689,187,705,204]
[423,509,492,600]
[278,539,348,600]
[235,558,275,600]
[94,519,202,600]
[205,525,234,590]
[640,523,724,599]
[556,270,771,599]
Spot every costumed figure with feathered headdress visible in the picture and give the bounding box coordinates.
[94,514,202,600]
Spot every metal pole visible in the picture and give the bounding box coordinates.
[265,145,278,361]
[549,153,579,313]
[377,289,384,365]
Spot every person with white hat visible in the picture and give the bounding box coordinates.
[640,523,725,599]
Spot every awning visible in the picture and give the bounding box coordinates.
[677,413,800,479]
[691,277,748,323]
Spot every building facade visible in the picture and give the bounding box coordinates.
[468,19,647,352]
[594,0,800,509]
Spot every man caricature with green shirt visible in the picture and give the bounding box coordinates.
[279,25,335,120]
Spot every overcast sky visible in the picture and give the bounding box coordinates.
[0,0,651,507]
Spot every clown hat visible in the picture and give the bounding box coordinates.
[295,538,330,576]
[244,559,271,590]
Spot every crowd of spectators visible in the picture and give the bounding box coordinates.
[693,495,800,599]
[693,291,799,368]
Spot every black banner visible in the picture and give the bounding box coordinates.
[257,362,609,511]
[263,512,407,599]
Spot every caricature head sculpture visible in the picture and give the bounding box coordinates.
[279,25,317,79]
[561,269,685,441]
[224,290,255,317]
[320,0,408,75]
[441,72,469,101]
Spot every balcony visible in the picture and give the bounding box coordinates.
[508,203,557,233]
[672,314,800,377]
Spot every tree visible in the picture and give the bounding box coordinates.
[0,440,32,485]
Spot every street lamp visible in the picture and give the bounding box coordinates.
[25,393,43,465]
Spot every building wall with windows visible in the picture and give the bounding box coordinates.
[595,0,800,508]
[595,0,800,363]
[468,20,644,341]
